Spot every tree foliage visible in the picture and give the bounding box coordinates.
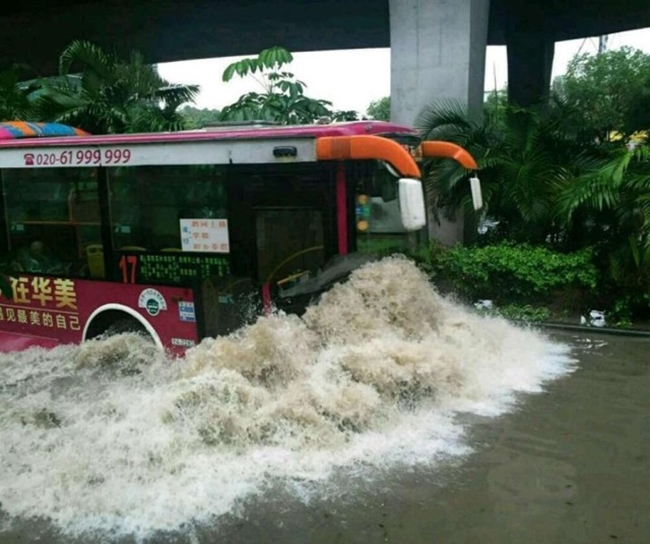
[0,65,39,121]
[417,99,583,243]
[417,97,650,309]
[179,106,222,129]
[32,40,199,134]
[366,96,390,121]
[219,46,358,124]
[556,145,650,292]
[558,46,650,140]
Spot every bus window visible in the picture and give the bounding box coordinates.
[1,167,101,277]
[352,162,423,256]
[107,165,228,251]
[109,164,247,336]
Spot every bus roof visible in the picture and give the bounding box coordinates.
[0,121,419,149]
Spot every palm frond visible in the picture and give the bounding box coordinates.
[152,84,200,107]
[415,99,474,140]
[59,40,115,79]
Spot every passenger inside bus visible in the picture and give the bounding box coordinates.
[13,240,69,274]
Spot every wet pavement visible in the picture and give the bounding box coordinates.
[191,330,649,544]
[1,329,648,544]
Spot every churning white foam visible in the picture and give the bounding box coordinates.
[0,256,575,540]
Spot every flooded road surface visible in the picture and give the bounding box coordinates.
[164,331,650,544]
[0,258,648,543]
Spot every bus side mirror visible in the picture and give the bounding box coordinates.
[470,176,483,211]
[398,178,426,231]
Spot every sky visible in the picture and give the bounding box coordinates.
[157,27,650,115]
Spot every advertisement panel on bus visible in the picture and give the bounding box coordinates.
[0,276,198,355]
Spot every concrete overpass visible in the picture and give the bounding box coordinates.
[2,0,649,122]
[4,1,649,66]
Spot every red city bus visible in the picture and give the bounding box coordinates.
[0,120,479,355]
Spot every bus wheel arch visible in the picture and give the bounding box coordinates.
[83,304,163,348]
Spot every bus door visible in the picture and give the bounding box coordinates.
[255,206,325,312]
[228,164,336,315]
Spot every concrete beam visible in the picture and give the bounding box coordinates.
[0,0,391,75]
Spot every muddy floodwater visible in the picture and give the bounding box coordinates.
[0,258,648,543]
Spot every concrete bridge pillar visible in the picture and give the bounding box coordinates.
[389,0,490,245]
[505,12,555,107]
[389,0,490,124]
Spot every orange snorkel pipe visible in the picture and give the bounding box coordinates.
[420,141,483,210]
[420,141,478,169]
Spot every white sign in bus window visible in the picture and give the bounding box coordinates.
[180,219,230,253]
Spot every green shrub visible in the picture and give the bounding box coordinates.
[429,241,598,305]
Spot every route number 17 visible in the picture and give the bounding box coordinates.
[119,255,138,283]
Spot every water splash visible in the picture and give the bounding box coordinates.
[0,256,575,540]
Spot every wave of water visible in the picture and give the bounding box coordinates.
[0,256,575,540]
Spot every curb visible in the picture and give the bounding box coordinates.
[513,320,650,338]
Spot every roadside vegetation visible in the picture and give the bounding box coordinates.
[414,47,650,327]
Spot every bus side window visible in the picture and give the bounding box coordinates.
[2,168,100,277]
[108,166,228,252]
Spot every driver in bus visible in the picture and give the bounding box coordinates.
[15,241,68,274]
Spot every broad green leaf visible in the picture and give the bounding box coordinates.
[222,63,237,82]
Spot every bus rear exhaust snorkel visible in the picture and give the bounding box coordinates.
[420,141,483,210]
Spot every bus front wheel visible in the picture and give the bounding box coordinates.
[86,311,154,344]
[105,317,149,338]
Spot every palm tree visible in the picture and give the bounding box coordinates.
[33,40,199,134]
[416,98,621,245]
[556,144,650,296]
[418,97,650,312]
[417,99,575,243]
[0,64,39,121]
